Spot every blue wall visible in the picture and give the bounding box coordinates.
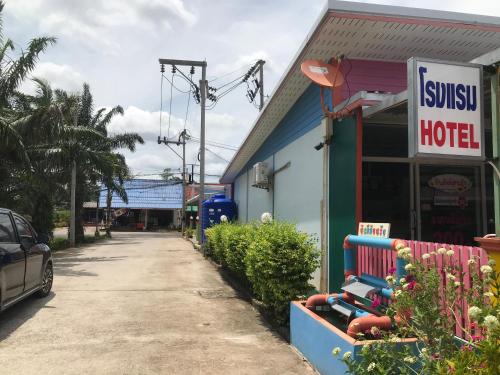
[237,83,327,178]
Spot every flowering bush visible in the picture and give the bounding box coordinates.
[333,247,500,374]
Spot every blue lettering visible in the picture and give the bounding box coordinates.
[435,82,446,108]
[419,66,427,106]
[417,68,477,111]
[456,84,466,110]
[467,85,477,111]
[425,81,435,107]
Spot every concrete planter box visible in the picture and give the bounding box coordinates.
[290,301,417,375]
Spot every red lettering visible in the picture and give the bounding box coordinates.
[420,120,433,145]
[433,121,446,147]
[457,123,468,148]
[469,123,480,149]
[446,122,457,147]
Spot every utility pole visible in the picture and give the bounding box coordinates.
[70,160,76,247]
[199,69,207,245]
[244,60,265,111]
[258,60,265,111]
[158,58,207,244]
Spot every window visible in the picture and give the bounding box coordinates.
[0,213,16,243]
[14,216,33,238]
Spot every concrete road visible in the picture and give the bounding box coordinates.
[0,232,314,375]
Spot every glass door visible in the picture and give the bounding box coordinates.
[417,164,484,245]
[362,162,412,240]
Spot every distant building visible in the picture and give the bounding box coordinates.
[97,179,182,230]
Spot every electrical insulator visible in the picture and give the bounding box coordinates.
[160,64,165,73]
[171,65,176,74]
[190,66,195,75]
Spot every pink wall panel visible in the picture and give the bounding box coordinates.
[340,59,407,100]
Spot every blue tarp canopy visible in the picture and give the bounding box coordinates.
[98,179,182,209]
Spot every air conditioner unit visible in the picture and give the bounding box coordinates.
[252,162,270,189]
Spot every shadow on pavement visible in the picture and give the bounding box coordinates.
[0,292,56,342]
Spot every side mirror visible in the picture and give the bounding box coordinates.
[38,233,50,244]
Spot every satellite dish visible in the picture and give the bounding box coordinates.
[300,60,344,88]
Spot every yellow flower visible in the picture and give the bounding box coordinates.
[332,347,341,356]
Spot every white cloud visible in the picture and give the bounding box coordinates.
[107,105,185,142]
[19,62,84,94]
[107,106,237,182]
[5,0,197,53]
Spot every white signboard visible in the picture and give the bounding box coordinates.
[408,57,484,159]
[358,222,391,238]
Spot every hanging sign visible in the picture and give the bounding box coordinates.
[408,57,484,159]
[428,174,472,193]
[358,222,391,238]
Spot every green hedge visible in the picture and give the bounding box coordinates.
[54,209,70,228]
[205,221,319,324]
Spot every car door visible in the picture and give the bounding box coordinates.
[13,215,43,291]
[0,212,26,303]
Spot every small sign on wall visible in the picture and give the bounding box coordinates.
[358,222,391,238]
[408,57,484,159]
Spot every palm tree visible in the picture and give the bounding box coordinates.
[61,83,143,242]
[0,1,56,213]
[0,1,56,148]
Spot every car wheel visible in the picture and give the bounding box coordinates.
[36,262,53,298]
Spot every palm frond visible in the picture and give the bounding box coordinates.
[108,132,144,151]
[0,36,56,104]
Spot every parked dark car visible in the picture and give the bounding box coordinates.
[0,208,53,311]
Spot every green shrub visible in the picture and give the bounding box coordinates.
[54,209,70,228]
[223,223,255,276]
[245,221,319,324]
[205,223,229,264]
[49,237,70,251]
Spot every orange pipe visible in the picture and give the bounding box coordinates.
[305,292,354,309]
[347,314,392,338]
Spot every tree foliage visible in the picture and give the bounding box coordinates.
[0,3,143,239]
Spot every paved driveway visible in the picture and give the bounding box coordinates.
[0,232,314,374]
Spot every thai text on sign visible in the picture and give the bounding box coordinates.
[358,223,391,238]
[408,58,483,158]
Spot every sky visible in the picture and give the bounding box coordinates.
[3,0,500,183]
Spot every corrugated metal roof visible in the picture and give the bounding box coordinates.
[98,179,182,209]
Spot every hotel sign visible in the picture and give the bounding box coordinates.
[408,57,484,159]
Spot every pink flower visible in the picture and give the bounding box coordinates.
[371,296,381,308]
[388,267,396,274]
[471,335,481,341]
[407,280,417,291]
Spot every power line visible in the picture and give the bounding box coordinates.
[187,134,237,150]
[167,70,174,138]
[208,61,256,82]
[161,73,191,94]
[205,147,230,163]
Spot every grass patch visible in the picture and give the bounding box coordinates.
[49,233,107,252]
